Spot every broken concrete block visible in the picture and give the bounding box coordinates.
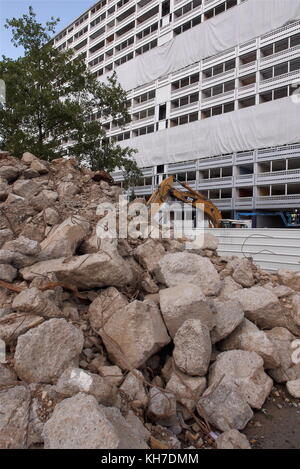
[229,258,255,288]
[42,392,148,449]
[39,216,90,260]
[173,319,211,376]
[99,300,170,370]
[208,350,273,409]
[147,387,177,427]
[55,367,116,405]
[216,429,251,449]
[134,239,166,273]
[278,269,300,292]
[3,235,41,256]
[198,382,253,432]
[220,318,280,369]
[0,385,31,448]
[166,370,206,412]
[20,252,134,289]
[12,287,62,318]
[0,166,19,182]
[0,313,44,344]
[13,179,41,199]
[57,182,79,199]
[211,298,244,344]
[88,287,128,333]
[30,189,58,210]
[0,363,17,386]
[0,229,13,248]
[266,327,300,383]
[154,252,222,296]
[14,318,84,383]
[231,286,283,330]
[97,365,123,387]
[44,207,59,226]
[0,264,17,282]
[119,370,148,406]
[286,379,300,398]
[159,284,215,338]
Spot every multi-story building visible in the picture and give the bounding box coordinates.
[54,0,300,227]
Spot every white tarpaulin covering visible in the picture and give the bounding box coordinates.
[120,98,300,167]
[103,0,300,91]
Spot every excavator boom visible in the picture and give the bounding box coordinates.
[146,176,222,228]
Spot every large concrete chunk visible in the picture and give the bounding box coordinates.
[0,385,31,449]
[12,287,62,318]
[0,165,19,182]
[0,264,17,282]
[88,287,128,333]
[173,319,211,376]
[100,300,170,370]
[266,327,300,383]
[3,235,41,256]
[20,252,134,289]
[30,190,58,210]
[42,392,148,449]
[208,350,273,409]
[216,429,251,449]
[0,229,13,248]
[134,239,166,273]
[278,269,300,292]
[119,370,148,406]
[220,319,280,369]
[229,258,255,288]
[159,284,215,338]
[211,298,244,344]
[147,387,177,427]
[40,216,90,260]
[55,367,116,405]
[166,370,206,412]
[0,313,44,344]
[198,382,253,432]
[286,379,300,398]
[0,364,17,386]
[231,286,283,329]
[14,318,84,383]
[13,179,41,199]
[154,252,222,296]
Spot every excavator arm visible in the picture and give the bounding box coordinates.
[146,176,222,228]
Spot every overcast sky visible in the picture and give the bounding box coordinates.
[1,0,95,59]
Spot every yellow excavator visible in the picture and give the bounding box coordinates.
[146,176,250,228]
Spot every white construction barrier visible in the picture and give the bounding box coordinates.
[208,228,300,272]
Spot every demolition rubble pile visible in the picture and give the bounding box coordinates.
[0,151,300,450]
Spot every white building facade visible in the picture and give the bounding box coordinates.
[54,0,300,226]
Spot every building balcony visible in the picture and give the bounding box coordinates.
[260,18,300,47]
[202,47,235,68]
[256,169,300,185]
[235,197,254,209]
[256,144,300,162]
[259,44,300,69]
[256,194,300,209]
[201,89,235,106]
[170,102,199,118]
[198,176,233,189]
[238,60,257,76]
[132,98,155,112]
[171,82,200,99]
[237,82,256,98]
[197,154,234,169]
[173,5,203,25]
[202,68,236,87]
[259,69,300,92]
[211,198,233,210]
[235,174,255,186]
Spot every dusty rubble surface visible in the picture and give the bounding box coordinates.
[0,150,300,450]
